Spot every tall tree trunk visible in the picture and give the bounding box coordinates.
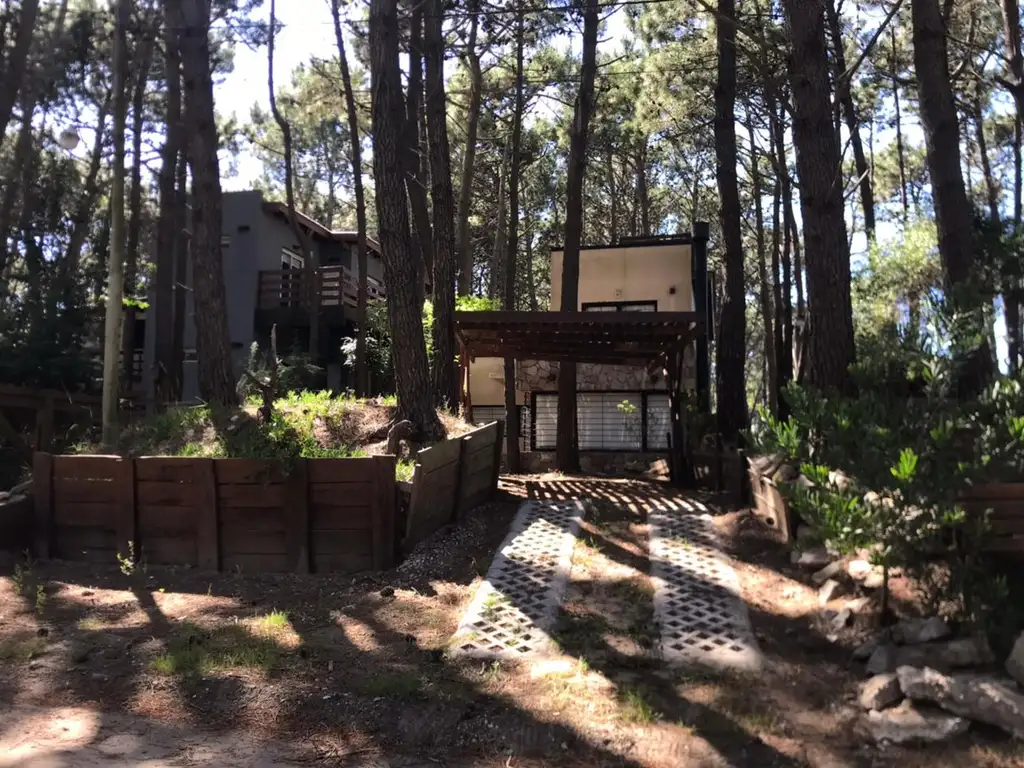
[121,32,154,390]
[912,0,993,394]
[525,226,538,311]
[825,0,876,242]
[502,6,525,471]
[0,0,39,153]
[102,0,129,446]
[425,0,458,411]
[155,3,182,405]
[178,0,238,405]
[488,152,507,300]
[1000,0,1023,373]
[714,0,748,438]
[555,0,599,473]
[783,0,856,391]
[747,116,777,415]
[368,0,443,439]
[607,147,618,243]
[891,29,910,223]
[405,3,432,296]
[269,0,318,360]
[171,148,189,398]
[456,0,481,296]
[331,0,370,396]
[60,94,110,295]
[973,97,1001,224]
[634,140,650,236]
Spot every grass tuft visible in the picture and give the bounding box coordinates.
[149,618,294,680]
[619,686,658,724]
[0,636,47,663]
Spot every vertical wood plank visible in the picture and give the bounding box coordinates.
[405,458,424,545]
[32,452,53,559]
[286,459,310,574]
[373,456,396,569]
[490,419,505,494]
[195,459,220,571]
[115,458,137,558]
[449,436,468,523]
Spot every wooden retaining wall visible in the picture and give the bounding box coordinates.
[404,421,504,551]
[960,483,1024,554]
[32,453,396,573]
[690,449,746,508]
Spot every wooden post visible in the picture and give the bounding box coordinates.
[491,418,505,491]
[32,452,54,559]
[372,456,397,569]
[286,459,310,574]
[459,341,472,420]
[195,459,220,571]
[114,458,137,558]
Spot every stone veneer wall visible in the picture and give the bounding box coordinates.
[517,348,696,393]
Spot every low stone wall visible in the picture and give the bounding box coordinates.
[517,354,696,393]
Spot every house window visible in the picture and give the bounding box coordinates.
[582,300,657,312]
[531,391,670,452]
[280,248,304,307]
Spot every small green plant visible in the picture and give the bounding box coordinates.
[34,584,46,613]
[395,459,416,483]
[11,563,27,596]
[117,541,138,577]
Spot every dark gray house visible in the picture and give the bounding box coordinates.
[140,190,384,403]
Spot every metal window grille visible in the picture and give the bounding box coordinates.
[472,405,531,452]
[531,391,671,452]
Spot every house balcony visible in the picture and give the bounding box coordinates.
[256,266,385,326]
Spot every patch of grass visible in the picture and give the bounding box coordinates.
[552,609,609,651]
[0,637,46,663]
[77,617,106,631]
[619,686,658,724]
[713,686,783,734]
[396,459,416,483]
[378,394,398,407]
[356,671,422,699]
[148,618,293,680]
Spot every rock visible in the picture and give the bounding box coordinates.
[898,666,1024,740]
[867,644,899,675]
[846,596,873,614]
[860,673,903,711]
[790,549,801,564]
[811,559,846,586]
[828,470,852,489]
[797,548,831,569]
[1006,632,1024,687]
[796,525,817,544]
[867,699,970,744]
[847,560,873,581]
[892,617,951,646]
[854,635,880,661]
[831,608,853,633]
[774,463,800,483]
[819,579,844,606]
[867,637,993,675]
[749,453,784,476]
[863,571,885,590]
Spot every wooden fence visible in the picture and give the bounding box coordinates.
[403,421,504,551]
[32,453,396,573]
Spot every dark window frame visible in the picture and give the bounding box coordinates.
[581,300,658,312]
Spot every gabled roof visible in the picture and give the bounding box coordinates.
[261,201,381,253]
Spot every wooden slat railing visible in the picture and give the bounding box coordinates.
[257,267,385,312]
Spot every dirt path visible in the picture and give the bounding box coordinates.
[0,705,309,767]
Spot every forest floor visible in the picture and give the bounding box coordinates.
[1,476,1023,767]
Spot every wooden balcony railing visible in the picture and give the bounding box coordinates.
[257,266,385,312]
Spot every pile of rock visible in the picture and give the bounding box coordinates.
[859,621,1024,744]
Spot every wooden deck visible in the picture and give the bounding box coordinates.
[257,266,384,314]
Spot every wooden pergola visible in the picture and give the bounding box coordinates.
[454,311,705,485]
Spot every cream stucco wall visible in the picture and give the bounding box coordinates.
[468,241,694,406]
[550,243,693,311]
